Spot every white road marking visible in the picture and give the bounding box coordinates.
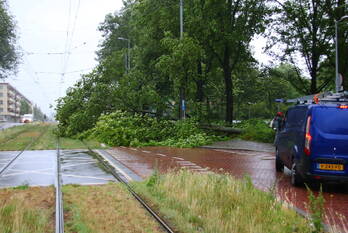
[130,148,138,151]
[61,162,97,169]
[72,182,109,186]
[2,171,54,177]
[173,157,184,160]
[120,146,126,149]
[187,165,203,169]
[9,167,54,172]
[62,174,115,181]
[190,168,208,171]
[177,161,196,165]
[0,158,12,161]
[156,153,167,157]
[64,158,96,162]
[214,149,261,156]
[142,150,151,154]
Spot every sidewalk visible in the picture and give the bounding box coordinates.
[201,138,275,153]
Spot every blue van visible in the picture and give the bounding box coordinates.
[275,102,348,186]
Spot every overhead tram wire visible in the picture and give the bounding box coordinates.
[62,0,81,77]
[35,67,93,75]
[62,0,72,72]
[60,0,73,95]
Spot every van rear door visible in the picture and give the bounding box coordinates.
[310,106,348,174]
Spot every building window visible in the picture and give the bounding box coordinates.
[0,108,3,112]
[0,93,3,97]
[0,100,3,105]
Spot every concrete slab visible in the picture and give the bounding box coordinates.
[0,151,18,170]
[61,150,117,185]
[0,150,117,188]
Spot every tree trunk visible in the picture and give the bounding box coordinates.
[223,65,233,124]
[310,69,317,94]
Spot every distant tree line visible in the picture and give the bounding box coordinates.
[56,0,347,136]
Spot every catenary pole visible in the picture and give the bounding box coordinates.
[179,0,186,119]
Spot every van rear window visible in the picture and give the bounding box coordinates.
[313,107,348,134]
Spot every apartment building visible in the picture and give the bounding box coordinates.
[0,83,32,122]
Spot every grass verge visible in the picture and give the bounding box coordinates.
[132,170,313,233]
[0,123,104,150]
[0,186,54,233]
[62,183,162,233]
[0,123,48,151]
[0,124,37,144]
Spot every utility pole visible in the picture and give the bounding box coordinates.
[127,39,130,71]
[179,0,186,119]
[180,0,183,40]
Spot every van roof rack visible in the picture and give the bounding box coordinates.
[275,91,348,105]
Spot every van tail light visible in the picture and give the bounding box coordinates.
[338,105,348,109]
[304,116,312,156]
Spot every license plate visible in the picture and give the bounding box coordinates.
[319,164,344,171]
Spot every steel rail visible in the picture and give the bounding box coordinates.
[55,138,64,233]
[82,142,175,233]
[0,127,47,176]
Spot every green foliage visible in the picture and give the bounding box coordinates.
[236,119,275,143]
[55,0,344,139]
[306,185,325,233]
[270,0,341,94]
[32,105,46,121]
[91,111,221,147]
[20,100,32,115]
[0,0,19,78]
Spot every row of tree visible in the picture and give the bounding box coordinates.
[56,0,348,136]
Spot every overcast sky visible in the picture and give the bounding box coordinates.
[5,0,123,117]
[5,0,270,118]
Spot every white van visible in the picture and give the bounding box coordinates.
[21,114,33,123]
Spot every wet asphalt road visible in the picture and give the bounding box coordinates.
[0,150,116,188]
[0,123,23,130]
[106,146,348,231]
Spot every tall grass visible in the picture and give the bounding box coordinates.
[133,170,313,233]
[62,183,162,233]
[0,199,49,233]
[0,187,54,233]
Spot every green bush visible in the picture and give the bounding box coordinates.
[236,119,275,143]
[90,111,222,147]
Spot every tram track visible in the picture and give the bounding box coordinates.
[55,138,64,233]
[0,127,65,233]
[82,141,175,233]
[0,126,48,176]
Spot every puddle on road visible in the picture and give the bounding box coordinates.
[0,150,116,188]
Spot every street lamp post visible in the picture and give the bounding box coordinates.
[335,15,348,92]
[179,0,186,119]
[180,0,183,40]
[118,37,130,73]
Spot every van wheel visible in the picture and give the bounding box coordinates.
[291,162,303,187]
[275,149,284,172]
